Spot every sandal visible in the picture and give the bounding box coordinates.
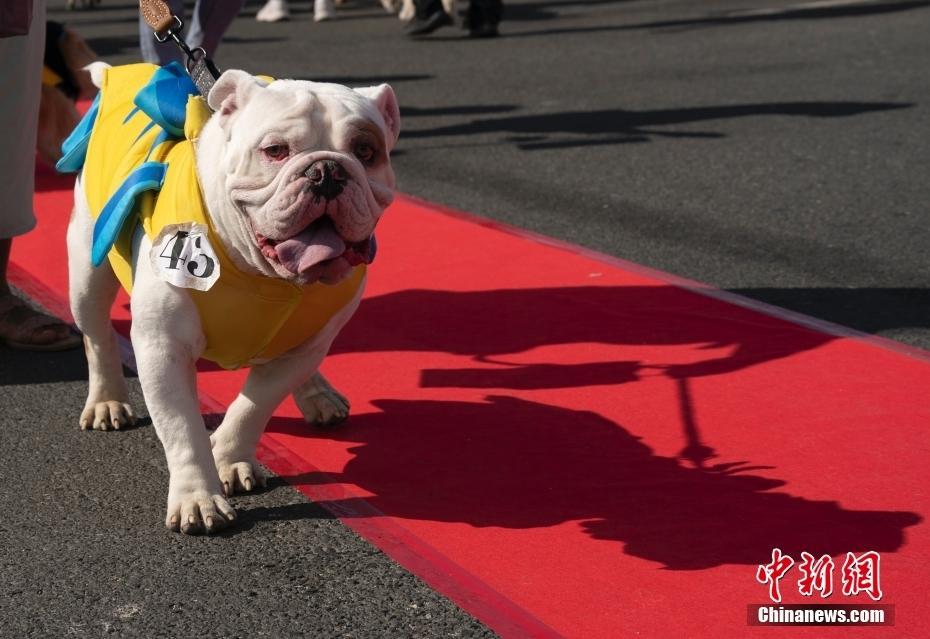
[0,293,82,352]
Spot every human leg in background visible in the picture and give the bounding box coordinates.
[0,0,80,350]
[314,0,336,22]
[139,0,244,65]
[256,0,291,22]
[187,0,246,54]
[138,0,183,64]
[404,0,453,36]
[464,0,501,37]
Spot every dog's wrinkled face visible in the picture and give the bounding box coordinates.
[205,71,400,285]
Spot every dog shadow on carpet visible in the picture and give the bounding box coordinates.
[270,395,921,570]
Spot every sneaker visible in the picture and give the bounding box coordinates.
[315,0,337,22]
[256,0,290,22]
[403,10,453,36]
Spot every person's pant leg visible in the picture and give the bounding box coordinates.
[0,0,46,239]
[467,0,502,27]
[414,0,445,20]
[186,0,245,57]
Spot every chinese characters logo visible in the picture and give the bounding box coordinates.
[756,549,882,602]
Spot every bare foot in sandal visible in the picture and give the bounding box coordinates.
[0,291,82,351]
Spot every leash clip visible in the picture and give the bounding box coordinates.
[152,14,182,43]
[186,47,221,97]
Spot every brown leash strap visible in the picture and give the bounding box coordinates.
[139,0,174,33]
[139,0,221,100]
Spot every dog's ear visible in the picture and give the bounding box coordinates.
[208,70,267,124]
[355,84,400,150]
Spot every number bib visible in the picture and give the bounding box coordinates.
[150,222,221,291]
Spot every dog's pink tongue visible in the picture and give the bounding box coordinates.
[275,218,347,274]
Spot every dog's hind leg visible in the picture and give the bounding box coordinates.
[67,174,136,431]
[293,372,350,427]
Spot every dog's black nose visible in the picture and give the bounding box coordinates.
[306,160,347,200]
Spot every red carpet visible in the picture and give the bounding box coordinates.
[11,163,929,638]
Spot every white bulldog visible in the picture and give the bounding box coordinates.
[66,66,399,534]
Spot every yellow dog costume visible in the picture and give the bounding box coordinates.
[58,63,365,370]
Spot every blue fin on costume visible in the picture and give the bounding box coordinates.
[57,62,196,176]
[134,62,199,138]
[56,92,102,174]
[91,162,167,267]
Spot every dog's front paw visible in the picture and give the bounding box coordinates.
[166,483,237,535]
[215,457,268,496]
[79,399,136,431]
[293,373,350,426]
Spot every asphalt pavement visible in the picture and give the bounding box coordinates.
[3,0,930,636]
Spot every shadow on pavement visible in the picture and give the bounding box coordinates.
[403,101,913,150]
[731,287,930,338]
[504,0,639,22]
[507,0,930,37]
[623,0,930,32]
[294,73,435,84]
[0,343,141,387]
[0,346,89,386]
[402,104,519,117]
[218,482,338,537]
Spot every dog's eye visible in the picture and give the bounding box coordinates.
[353,141,376,164]
[262,144,289,161]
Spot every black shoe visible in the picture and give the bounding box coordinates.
[468,22,499,38]
[404,10,453,36]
